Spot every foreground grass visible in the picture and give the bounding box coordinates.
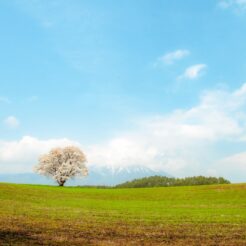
[0,183,245,245]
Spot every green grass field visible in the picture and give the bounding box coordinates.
[0,183,245,245]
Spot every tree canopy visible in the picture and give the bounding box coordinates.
[34,146,88,186]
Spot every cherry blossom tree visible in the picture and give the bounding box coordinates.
[34,146,88,186]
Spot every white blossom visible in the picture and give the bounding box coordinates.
[34,146,88,186]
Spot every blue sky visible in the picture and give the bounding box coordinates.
[0,0,246,181]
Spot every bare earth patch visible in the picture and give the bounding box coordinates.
[0,217,245,245]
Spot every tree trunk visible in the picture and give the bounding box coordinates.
[58,180,65,186]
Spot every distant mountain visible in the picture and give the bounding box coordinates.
[80,165,170,186]
[0,165,170,186]
[0,173,54,185]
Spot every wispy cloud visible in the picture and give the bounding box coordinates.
[27,96,39,102]
[4,116,20,129]
[0,97,11,104]
[12,1,107,73]
[13,0,61,29]
[178,64,207,80]
[218,0,246,12]
[154,49,190,66]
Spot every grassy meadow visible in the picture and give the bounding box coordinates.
[0,182,245,245]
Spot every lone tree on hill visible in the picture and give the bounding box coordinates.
[34,146,88,186]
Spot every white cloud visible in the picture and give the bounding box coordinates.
[216,152,246,181]
[154,49,190,66]
[0,136,80,173]
[1,84,246,181]
[178,64,207,80]
[4,116,20,129]
[219,152,246,171]
[87,83,246,181]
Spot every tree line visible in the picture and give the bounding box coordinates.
[115,175,230,188]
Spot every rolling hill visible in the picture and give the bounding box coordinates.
[0,182,245,245]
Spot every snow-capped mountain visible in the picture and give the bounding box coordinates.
[78,165,170,186]
[0,165,170,186]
